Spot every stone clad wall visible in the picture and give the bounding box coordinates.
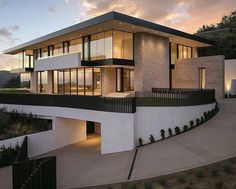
[174,55,225,99]
[101,68,116,96]
[134,33,169,91]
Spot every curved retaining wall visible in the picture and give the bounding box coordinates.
[135,102,216,144]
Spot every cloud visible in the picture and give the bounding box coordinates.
[0,0,7,7]
[0,26,20,45]
[48,5,56,12]
[70,0,236,33]
[64,0,69,4]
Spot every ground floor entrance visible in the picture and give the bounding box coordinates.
[86,121,101,138]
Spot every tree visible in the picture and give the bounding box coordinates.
[4,76,20,88]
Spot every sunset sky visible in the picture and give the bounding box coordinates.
[0,0,235,70]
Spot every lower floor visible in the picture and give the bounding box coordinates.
[0,99,235,189]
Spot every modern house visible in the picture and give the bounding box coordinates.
[0,12,224,156]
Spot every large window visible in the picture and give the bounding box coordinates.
[20,73,30,88]
[116,68,134,92]
[52,68,101,96]
[177,44,192,59]
[69,38,83,58]
[37,71,47,93]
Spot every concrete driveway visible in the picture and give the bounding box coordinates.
[131,98,236,179]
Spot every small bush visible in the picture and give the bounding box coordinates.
[195,170,204,179]
[157,176,166,186]
[183,125,188,132]
[184,185,193,189]
[211,168,218,177]
[175,127,180,135]
[149,135,155,143]
[160,129,165,139]
[223,163,232,173]
[215,180,224,189]
[177,174,186,183]
[208,111,212,119]
[189,120,194,128]
[138,138,143,146]
[196,118,200,126]
[168,128,172,137]
[128,183,137,189]
[224,94,228,98]
[201,116,204,124]
[144,182,152,189]
[203,112,208,121]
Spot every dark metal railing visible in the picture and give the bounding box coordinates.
[136,88,215,106]
[0,93,136,113]
[15,136,28,162]
[0,89,215,113]
[12,156,56,189]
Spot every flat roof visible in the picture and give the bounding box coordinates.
[4,11,213,54]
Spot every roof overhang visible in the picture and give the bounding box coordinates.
[4,12,213,55]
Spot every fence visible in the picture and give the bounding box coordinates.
[12,156,56,189]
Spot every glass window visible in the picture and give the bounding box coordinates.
[123,69,130,91]
[90,34,97,61]
[171,43,177,64]
[183,46,188,59]
[48,46,54,56]
[116,68,122,92]
[41,47,47,58]
[78,68,84,95]
[64,69,70,94]
[53,71,58,94]
[37,72,41,92]
[130,70,134,91]
[178,45,182,59]
[113,31,124,59]
[69,38,83,58]
[85,68,93,95]
[123,32,133,60]
[199,68,206,89]
[71,69,77,95]
[96,32,105,60]
[41,71,48,93]
[63,41,69,53]
[84,37,90,61]
[58,70,64,94]
[54,43,63,56]
[188,47,192,58]
[20,73,30,88]
[93,68,101,95]
[105,31,112,59]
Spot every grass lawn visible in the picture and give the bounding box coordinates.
[0,88,30,94]
[79,157,236,189]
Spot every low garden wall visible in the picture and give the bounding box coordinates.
[135,102,216,145]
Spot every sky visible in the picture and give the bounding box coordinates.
[0,0,235,70]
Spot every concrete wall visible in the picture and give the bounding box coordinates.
[136,102,215,144]
[134,32,169,91]
[225,59,236,93]
[94,122,101,135]
[102,67,116,95]
[0,104,135,154]
[47,70,53,94]
[30,72,37,92]
[35,52,81,71]
[174,55,225,99]
[0,118,86,158]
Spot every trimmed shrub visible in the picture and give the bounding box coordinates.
[195,170,204,179]
[224,94,228,98]
[223,163,232,173]
[201,116,204,124]
[189,120,194,128]
[128,184,137,189]
[175,127,180,135]
[196,118,200,126]
[211,168,218,177]
[160,129,165,139]
[0,144,20,168]
[157,176,166,186]
[168,128,172,137]
[144,182,152,189]
[208,111,212,119]
[149,135,155,143]
[177,174,186,183]
[215,180,224,189]
[203,112,208,121]
[183,125,188,132]
[138,138,143,146]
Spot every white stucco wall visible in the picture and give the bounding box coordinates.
[225,59,236,93]
[0,135,25,148]
[136,103,215,144]
[0,104,135,155]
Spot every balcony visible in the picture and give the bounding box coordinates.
[35,53,81,71]
[11,67,33,74]
[0,89,215,114]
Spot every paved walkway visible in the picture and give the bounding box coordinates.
[0,99,235,189]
